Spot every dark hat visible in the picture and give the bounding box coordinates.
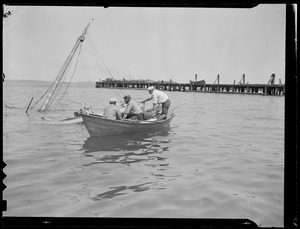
[123,95,131,99]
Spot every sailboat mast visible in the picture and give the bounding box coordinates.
[40,23,90,112]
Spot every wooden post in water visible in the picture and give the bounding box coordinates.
[26,97,34,115]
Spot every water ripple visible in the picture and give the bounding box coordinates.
[3,81,284,227]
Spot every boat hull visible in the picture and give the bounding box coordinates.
[190,80,206,85]
[81,113,175,136]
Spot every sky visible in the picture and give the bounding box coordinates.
[3,4,286,84]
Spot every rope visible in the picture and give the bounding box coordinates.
[52,42,83,109]
[30,61,66,110]
[87,33,114,78]
[46,58,73,110]
[86,34,125,100]
[31,23,92,112]
[87,37,109,79]
[30,74,58,109]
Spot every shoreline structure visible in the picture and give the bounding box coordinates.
[96,74,285,96]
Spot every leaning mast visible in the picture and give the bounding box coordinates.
[39,22,91,112]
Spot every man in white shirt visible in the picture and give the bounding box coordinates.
[140,86,171,116]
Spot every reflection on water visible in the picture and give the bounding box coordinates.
[81,127,172,164]
[4,104,21,110]
[80,128,174,203]
[82,128,171,153]
[84,151,169,167]
[81,129,172,167]
[91,182,153,201]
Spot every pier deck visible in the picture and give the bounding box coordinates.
[95,81,285,96]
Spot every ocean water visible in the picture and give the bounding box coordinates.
[3,80,284,227]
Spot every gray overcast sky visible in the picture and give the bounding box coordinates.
[3,4,286,84]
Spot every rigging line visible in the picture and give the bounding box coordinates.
[87,38,122,101]
[86,34,124,100]
[52,42,84,109]
[46,79,67,110]
[46,54,75,110]
[31,56,70,109]
[110,86,124,100]
[87,34,114,78]
[41,39,83,111]
[86,33,129,102]
[45,60,72,109]
[113,82,125,97]
[86,37,109,79]
[32,55,71,110]
[33,53,76,109]
[111,87,124,98]
[48,82,66,109]
[119,88,125,96]
[45,80,65,110]
[113,82,126,98]
[88,37,111,80]
[30,72,61,109]
[31,71,62,108]
[90,46,109,79]
[113,88,124,100]
[104,84,123,100]
[46,63,72,110]
[36,23,91,112]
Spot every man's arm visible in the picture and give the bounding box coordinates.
[140,97,151,104]
[116,109,122,120]
[122,104,131,120]
[140,93,153,104]
[122,114,128,120]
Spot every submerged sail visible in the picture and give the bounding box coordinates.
[34,23,90,112]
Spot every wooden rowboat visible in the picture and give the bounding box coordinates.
[81,113,175,136]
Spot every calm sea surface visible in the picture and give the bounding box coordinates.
[3,80,284,227]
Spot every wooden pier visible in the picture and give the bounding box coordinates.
[95,74,285,96]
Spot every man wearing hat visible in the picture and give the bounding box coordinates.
[103,98,122,120]
[122,95,144,120]
[140,86,171,116]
